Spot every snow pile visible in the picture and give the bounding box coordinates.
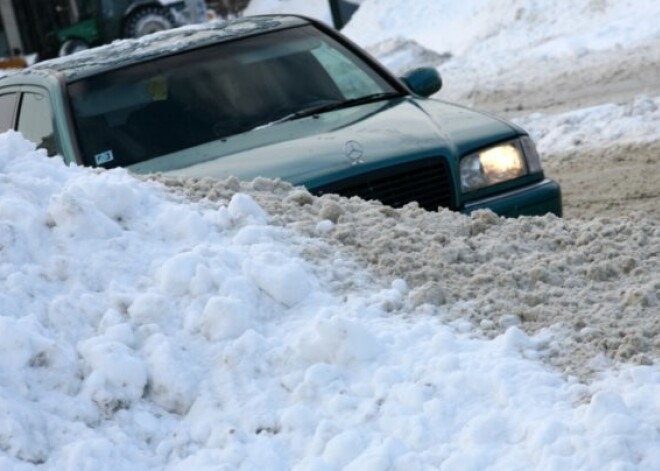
[166,176,660,376]
[341,0,660,116]
[243,0,332,24]
[346,0,660,55]
[515,95,660,154]
[3,1,660,467]
[2,132,660,469]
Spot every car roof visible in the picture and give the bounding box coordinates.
[19,15,311,83]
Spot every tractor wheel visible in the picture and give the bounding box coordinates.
[124,7,175,38]
[58,38,89,56]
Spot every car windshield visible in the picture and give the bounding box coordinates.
[67,25,399,169]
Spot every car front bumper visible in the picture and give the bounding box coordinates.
[461,178,562,217]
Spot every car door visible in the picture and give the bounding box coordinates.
[15,88,58,156]
[0,89,20,133]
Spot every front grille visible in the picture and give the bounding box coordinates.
[312,157,453,211]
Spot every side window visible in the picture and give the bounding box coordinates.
[17,92,57,156]
[0,93,18,133]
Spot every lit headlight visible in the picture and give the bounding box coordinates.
[460,137,539,192]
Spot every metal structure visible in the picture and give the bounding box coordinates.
[328,0,360,30]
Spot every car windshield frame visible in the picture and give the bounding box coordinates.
[66,24,405,170]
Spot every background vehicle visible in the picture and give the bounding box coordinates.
[58,0,208,56]
[0,0,207,60]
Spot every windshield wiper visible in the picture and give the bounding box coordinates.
[253,92,404,131]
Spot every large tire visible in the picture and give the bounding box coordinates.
[124,7,175,38]
[58,38,89,56]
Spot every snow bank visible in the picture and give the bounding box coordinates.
[342,0,660,119]
[344,0,660,75]
[346,0,660,54]
[168,175,660,377]
[514,95,660,154]
[2,132,660,469]
[243,0,332,24]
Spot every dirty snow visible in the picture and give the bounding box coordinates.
[1,0,660,469]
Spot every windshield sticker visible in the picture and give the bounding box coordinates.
[95,150,114,165]
[148,76,168,101]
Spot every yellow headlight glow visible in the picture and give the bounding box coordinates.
[480,144,525,184]
[460,140,529,192]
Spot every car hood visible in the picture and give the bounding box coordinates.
[130,97,519,188]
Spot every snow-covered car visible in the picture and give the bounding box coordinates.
[0,15,561,217]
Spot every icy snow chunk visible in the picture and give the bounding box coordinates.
[344,447,391,471]
[57,437,149,471]
[493,326,537,355]
[142,334,198,414]
[391,278,408,294]
[316,219,335,234]
[280,404,317,433]
[61,173,145,226]
[530,420,568,449]
[78,337,148,415]
[158,251,204,296]
[47,190,123,239]
[188,264,217,297]
[227,193,268,223]
[323,430,366,469]
[155,206,211,242]
[304,362,340,387]
[0,399,49,464]
[127,292,172,325]
[0,316,50,371]
[461,412,517,445]
[244,250,311,307]
[584,391,631,425]
[376,281,408,311]
[201,296,252,340]
[298,315,384,364]
[0,315,81,397]
[103,323,136,347]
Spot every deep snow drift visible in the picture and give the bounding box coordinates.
[1,132,659,470]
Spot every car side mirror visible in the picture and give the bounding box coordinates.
[400,67,442,97]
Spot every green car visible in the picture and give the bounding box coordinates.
[0,15,561,217]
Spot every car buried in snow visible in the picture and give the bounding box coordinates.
[0,15,561,217]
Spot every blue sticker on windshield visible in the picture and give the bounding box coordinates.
[95,150,114,165]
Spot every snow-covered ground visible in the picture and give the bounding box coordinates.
[1,0,659,469]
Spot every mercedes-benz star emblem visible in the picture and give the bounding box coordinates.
[344,140,365,165]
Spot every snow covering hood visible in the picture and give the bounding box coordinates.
[134,97,519,187]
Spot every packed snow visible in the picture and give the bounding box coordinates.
[1,0,660,469]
